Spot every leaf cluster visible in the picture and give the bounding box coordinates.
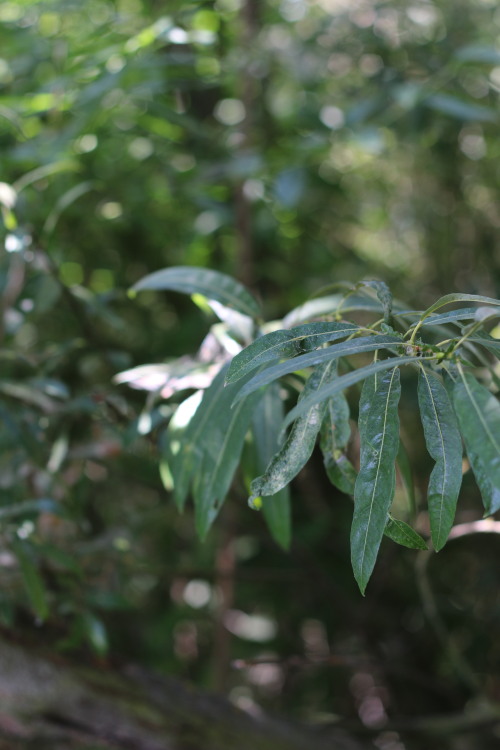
[128,268,500,593]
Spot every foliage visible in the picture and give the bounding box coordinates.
[128,266,500,593]
[1,1,500,743]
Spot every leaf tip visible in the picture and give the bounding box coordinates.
[357,581,367,596]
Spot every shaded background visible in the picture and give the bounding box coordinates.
[1,1,500,748]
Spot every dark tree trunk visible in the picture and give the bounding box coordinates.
[0,634,371,750]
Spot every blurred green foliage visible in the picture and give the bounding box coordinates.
[1,1,500,747]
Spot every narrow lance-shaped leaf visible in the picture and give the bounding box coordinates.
[351,367,401,594]
[320,364,356,494]
[326,373,420,546]
[418,367,463,550]
[424,93,497,123]
[453,371,500,515]
[282,294,388,327]
[396,440,416,516]
[163,390,204,510]
[194,383,263,539]
[132,266,261,320]
[281,356,417,431]
[226,322,359,384]
[12,541,49,622]
[251,383,291,550]
[233,335,402,403]
[384,517,427,550]
[419,307,487,326]
[358,373,378,457]
[410,293,500,334]
[249,361,338,500]
[359,280,393,324]
[204,299,255,345]
[468,333,500,356]
[167,378,226,510]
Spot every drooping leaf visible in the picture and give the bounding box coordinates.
[249,361,338,500]
[351,367,401,594]
[324,453,357,495]
[251,383,291,549]
[12,540,49,622]
[281,356,416,431]
[43,180,95,235]
[384,517,427,550]
[320,368,355,494]
[359,280,393,323]
[131,266,261,319]
[194,383,262,538]
[418,367,463,550]
[205,299,255,344]
[233,335,402,403]
[358,374,377,453]
[397,440,416,515]
[455,45,500,64]
[226,322,359,384]
[115,361,220,396]
[163,390,204,510]
[82,612,109,656]
[165,367,263,532]
[168,371,232,510]
[424,94,497,123]
[453,372,500,515]
[0,381,59,413]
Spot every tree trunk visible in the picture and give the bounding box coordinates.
[0,634,371,750]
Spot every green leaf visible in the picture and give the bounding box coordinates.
[424,94,497,123]
[166,366,263,535]
[82,612,109,656]
[194,382,262,539]
[249,361,338,500]
[324,453,357,495]
[251,384,291,549]
[421,307,490,327]
[359,280,393,323]
[397,440,416,515]
[320,369,356,494]
[233,335,402,403]
[358,374,377,454]
[13,541,49,622]
[415,293,500,326]
[204,299,254,344]
[418,367,463,550]
[453,372,500,515]
[351,367,401,594]
[132,266,261,320]
[283,294,386,327]
[164,390,204,510]
[455,45,500,64]
[384,517,427,550]
[0,381,59,413]
[281,356,416,431]
[226,322,359,384]
[468,333,500,355]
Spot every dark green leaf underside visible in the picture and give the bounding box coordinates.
[132,266,261,319]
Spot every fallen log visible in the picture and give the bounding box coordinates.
[0,635,371,750]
